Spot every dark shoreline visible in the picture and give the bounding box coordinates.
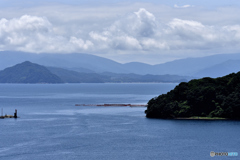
[146,116,240,120]
[174,116,227,120]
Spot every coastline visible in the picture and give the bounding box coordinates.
[146,116,232,120]
[174,116,228,120]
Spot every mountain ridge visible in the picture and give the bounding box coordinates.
[1,51,240,77]
[0,61,193,83]
[193,59,240,78]
[0,61,63,83]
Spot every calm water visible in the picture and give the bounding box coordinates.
[0,83,239,160]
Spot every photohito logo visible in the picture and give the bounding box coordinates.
[210,151,238,157]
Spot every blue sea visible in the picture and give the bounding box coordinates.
[0,83,239,160]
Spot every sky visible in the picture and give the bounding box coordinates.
[1,0,240,64]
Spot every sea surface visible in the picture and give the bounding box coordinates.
[0,83,239,160]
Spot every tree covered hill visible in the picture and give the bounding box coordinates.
[0,61,63,83]
[145,72,240,119]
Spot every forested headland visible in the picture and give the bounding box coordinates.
[145,72,240,119]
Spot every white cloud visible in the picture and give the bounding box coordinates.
[174,4,194,8]
[88,9,240,53]
[89,32,108,41]
[223,25,240,39]
[0,15,52,51]
[141,39,169,50]
[165,18,240,50]
[169,18,205,30]
[1,6,240,64]
[0,15,94,53]
[110,36,142,50]
[133,8,157,37]
[88,8,160,51]
[69,37,93,50]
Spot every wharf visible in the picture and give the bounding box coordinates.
[0,109,18,119]
[0,115,17,119]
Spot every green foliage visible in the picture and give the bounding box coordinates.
[177,101,191,117]
[146,72,240,119]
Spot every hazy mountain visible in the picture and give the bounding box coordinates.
[126,53,240,76]
[123,62,153,75]
[194,60,240,78]
[68,67,95,73]
[151,53,240,76]
[0,51,38,69]
[0,51,128,73]
[1,51,240,77]
[101,72,192,83]
[0,61,193,83]
[33,53,129,73]
[0,61,62,83]
[47,67,108,83]
[49,67,192,83]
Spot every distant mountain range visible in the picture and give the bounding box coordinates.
[0,51,240,78]
[0,61,192,83]
[193,59,240,78]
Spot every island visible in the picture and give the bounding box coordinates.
[145,72,240,119]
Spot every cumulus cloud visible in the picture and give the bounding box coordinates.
[0,15,51,47]
[133,8,157,37]
[165,18,240,50]
[1,8,240,58]
[89,8,162,51]
[87,8,240,53]
[0,15,93,53]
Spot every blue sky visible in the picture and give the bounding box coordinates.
[1,0,240,64]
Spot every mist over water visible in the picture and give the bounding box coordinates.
[0,83,239,160]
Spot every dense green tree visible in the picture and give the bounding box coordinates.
[145,72,240,119]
